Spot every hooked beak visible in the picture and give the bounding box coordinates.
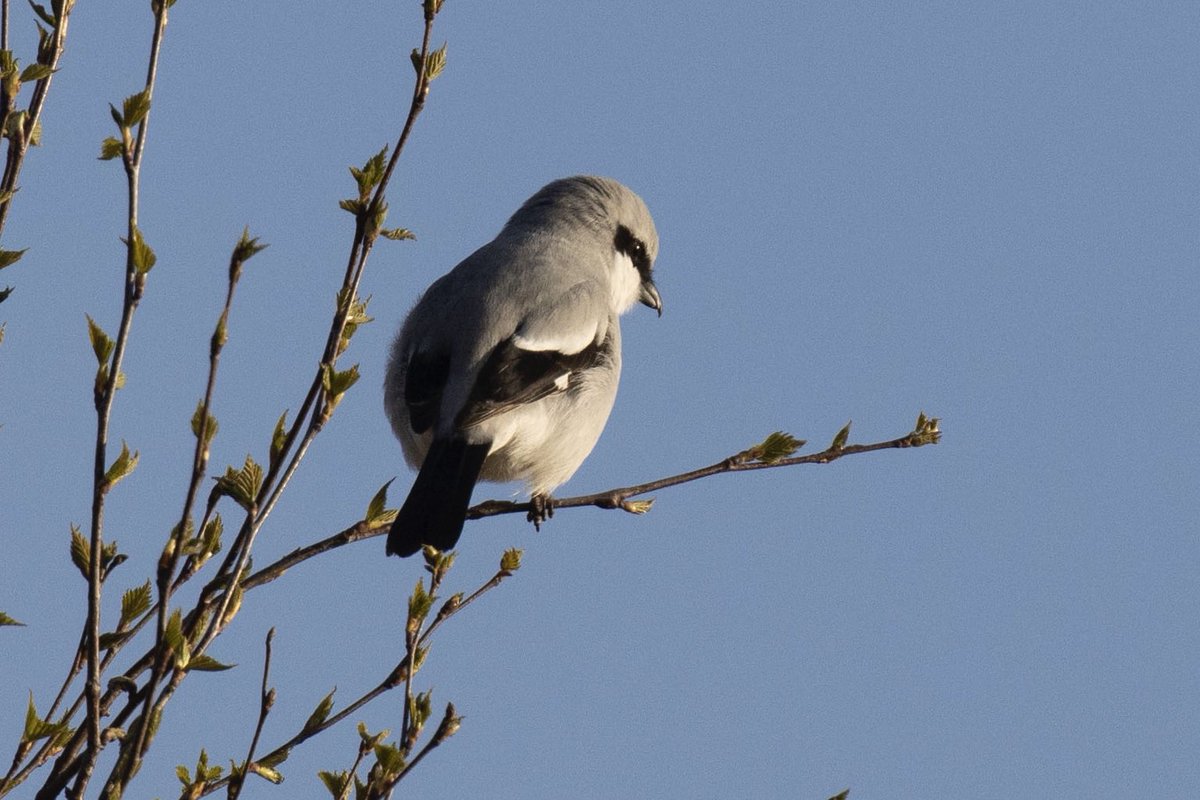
[639,279,663,317]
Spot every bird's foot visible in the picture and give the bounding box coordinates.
[527,494,555,531]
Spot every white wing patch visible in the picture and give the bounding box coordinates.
[511,280,608,355]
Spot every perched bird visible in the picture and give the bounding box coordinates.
[383,176,661,557]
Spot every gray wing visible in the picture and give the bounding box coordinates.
[457,279,611,428]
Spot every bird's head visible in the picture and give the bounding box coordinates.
[508,175,662,318]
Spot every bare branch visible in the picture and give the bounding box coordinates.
[237,418,942,589]
[468,418,941,521]
[0,0,78,236]
[87,4,173,793]
[226,628,275,800]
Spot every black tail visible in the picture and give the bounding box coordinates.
[387,438,490,557]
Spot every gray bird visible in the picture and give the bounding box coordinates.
[383,176,662,557]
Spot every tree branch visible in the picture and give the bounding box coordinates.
[238,416,941,593]
[468,416,942,521]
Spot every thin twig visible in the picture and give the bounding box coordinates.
[467,425,942,521]
[226,628,275,800]
[335,741,371,800]
[199,671,400,798]
[0,0,75,236]
[382,702,460,797]
[233,423,942,592]
[99,5,171,787]
[195,2,441,659]
[80,422,937,773]
[69,5,171,798]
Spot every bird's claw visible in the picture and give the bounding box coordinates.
[527,494,555,531]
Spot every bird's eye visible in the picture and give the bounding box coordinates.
[614,225,650,273]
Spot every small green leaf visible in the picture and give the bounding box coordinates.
[343,294,373,327]
[122,88,151,128]
[98,136,123,161]
[380,227,415,241]
[26,0,56,27]
[752,431,805,464]
[407,578,433,627]
[101,545,126,579]
[22,692,69,744]
[405,690,432,745]
[424,42,448,81]
[499,548,523,573]
[199,515,223,560]
[269,411,288,467]
[424,548,456,581]
[335,294,373,357]
[231,226,267,266]
[187,654,235,672]
[211,312,228,351]
[249,762,284,784]
[164,608,190,669]
[338,197,363,215]
[103,440,139,490]
[348,145,388,199]
[190,401,218,446]
[321,364,360,397]
[119,580,152,628]
[0,611,24,626]
[175,764,190,785]
[366,478,396,525]
[320,364,360,418]
[19,62,53,82]
[1,110,24,142]
[85,314,114,364]
[122,227,157,274]
[213,455,263,510]
[622,498,655,515]
[318,770,349,798]
[69,524,88,579]
[432,701,461,743]
[218,581,244,627]
[373,742,405,776]
[0,248,26,269]
[830,420,852,452]
[827,790,850,800]
[195,748,222,781]
[302,688,336,735]
[357,721,390,748]
[908,411,941,446]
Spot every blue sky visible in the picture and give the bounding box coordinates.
[2,1,1198,797]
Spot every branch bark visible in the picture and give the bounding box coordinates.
[241,418,942,594]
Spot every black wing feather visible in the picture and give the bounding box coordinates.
[458,333,612,428]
